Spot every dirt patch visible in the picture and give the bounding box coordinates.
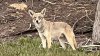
[0,0,98,42]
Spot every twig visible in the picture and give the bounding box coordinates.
[66,13,71,18]
[43,0,56,5]
[72,15,86,29]
[81,45,100,47]
[85,10,94,23]
[27,23,32,30]
[0,15,5,18]
[32,0,34,7]
[84,38,91,45]
[78,41,86,48]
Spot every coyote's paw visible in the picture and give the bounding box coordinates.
[59,46,66,50]
[39,43,42,48]
[39,43,46,48]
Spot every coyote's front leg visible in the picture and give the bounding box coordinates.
[45,33,51,48]
[39,33,46,48]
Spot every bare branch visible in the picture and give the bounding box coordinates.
[43,0,56,5]
[81,45,100,47]
[66,13,71,18]
[85,10,94,23]
[72,10,94,29]
[72,15,86,29]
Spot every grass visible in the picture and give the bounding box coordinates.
[0,37,99,56]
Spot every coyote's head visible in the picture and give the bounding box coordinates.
[28,8,46,26]
[28,8,46,23]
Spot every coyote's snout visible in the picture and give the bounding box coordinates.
[28,8,77,50]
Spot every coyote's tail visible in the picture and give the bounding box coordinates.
[73,35,77,48]
[64,27,77,50]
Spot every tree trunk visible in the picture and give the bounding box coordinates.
[92,0,100,43]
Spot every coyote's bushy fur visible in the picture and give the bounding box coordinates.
[28,8,77,50]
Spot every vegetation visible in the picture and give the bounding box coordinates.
[0,37,99,56]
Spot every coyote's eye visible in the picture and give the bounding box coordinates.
[33,17,36,19]
[38,16,43,19]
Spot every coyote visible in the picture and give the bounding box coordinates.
[28,8,77,50]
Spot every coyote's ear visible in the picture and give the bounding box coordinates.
[28,10,35,17]
[41,8,46,15]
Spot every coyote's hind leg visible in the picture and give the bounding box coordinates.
[59,37,66,49]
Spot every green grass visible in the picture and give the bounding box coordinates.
[0,37,99,56]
